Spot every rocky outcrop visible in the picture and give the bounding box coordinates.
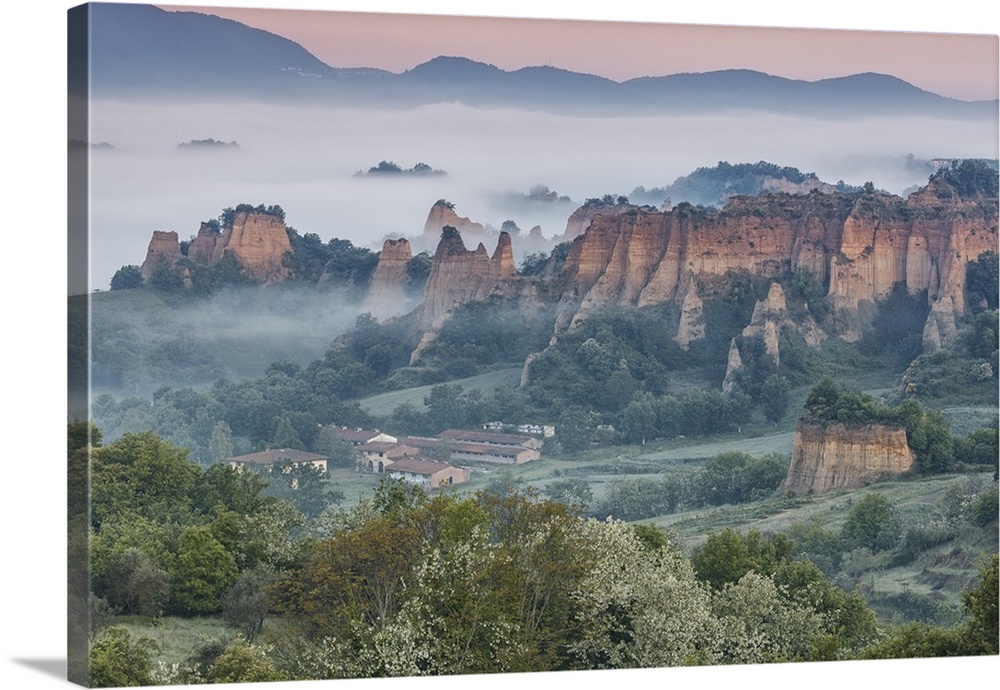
[782,421,917,495]
[723,282,817,391]
[408,229,537,364]
[186,222,223,265]
[139,230,183,280]
[674,283,706,349]
[212,211,292,283]
[363,238,414,321]
[721,339,744,393]
[422,200,489,245]
[561,201,636,241]
[139,211,292,286]
[550,189,995,346]
[408,181,995,376]
[417,229,518,328]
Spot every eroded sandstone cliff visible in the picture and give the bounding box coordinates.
[422,200,489,247]
[548,187,995,345]
[406,178,995,376]
[362,238,414,321]
[139,211,293,286]
[782,421,917,495]
[139,230,183,281]
[416,229,518,327]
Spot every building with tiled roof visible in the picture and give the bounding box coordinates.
[357,442,420,473]
[327,427,398,446]
[385,457,470,488]
[227,448,329,473]
[400,436,540,465]
[440,429,543,450]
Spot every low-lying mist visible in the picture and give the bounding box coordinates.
[89,283,391,399]
[86,99,998,290]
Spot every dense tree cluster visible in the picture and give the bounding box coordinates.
[802,376,996,476]
[590,451,787,521]
[219,203,285,227]
[930,158,999,199]
[417,297,556,375]
[355,160,446,176]
[109,264,143,291]
[81,426,998,685]
[630,160,824,208]
[284,232,379,292]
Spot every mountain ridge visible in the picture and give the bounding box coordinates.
[79,4,997,118]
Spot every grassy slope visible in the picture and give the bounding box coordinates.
[357,367,523,415]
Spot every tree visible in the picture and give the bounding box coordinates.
[222,565,276,643]
[147,262,185,292]
[90,432,199,528]
[620,393,657,444]
[690,528,793,590]
[568,517,716,669]
[272,414,304,450]
[424,384,467,432]
[542,478,593,512]
[962,553,999,654]
[556,408,591,454]
[206,640,285,684]
[110,264,143,290]
[804,375,841,420]
[710,572,824,664]
[88,627,159,687]
[966,252,999,310]
[841,492,902,552]
[759,374,791,425]
[208,421,235,463]
[518,252,549,276]
[172,525,239,615]
[102,548,171,617]
[405,253,432,295]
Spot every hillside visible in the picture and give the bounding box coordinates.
[76,4,998,119]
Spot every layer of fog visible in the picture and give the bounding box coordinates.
[89,283,379,400]
[85,100,998,291]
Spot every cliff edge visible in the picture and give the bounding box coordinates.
[782,421,917,495]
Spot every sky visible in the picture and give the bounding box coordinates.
[159,1,1000,101]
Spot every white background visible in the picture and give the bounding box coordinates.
[2,1,998,689]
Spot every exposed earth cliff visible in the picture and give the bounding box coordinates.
[362,238,413,321]
[550,184,995,343]
[140,210,292,285]
[782,421,917,494]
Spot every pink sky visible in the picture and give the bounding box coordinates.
[160,2,999,101]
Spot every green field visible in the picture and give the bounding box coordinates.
[358,367,523,416]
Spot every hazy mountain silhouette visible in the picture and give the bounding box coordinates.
[75,4,997,118]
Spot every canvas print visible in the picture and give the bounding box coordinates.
[67,2,999,687]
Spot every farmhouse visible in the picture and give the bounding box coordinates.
[400,435,540,465]
[441,428,543,450]
[357,442,420,473]
[385,457,470,488]
[228,448,329,473]
[327,426,398,446]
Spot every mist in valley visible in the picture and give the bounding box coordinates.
[88,282,401,401]
[86,99,999,293]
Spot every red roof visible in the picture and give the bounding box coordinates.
[386,457,454,475]
[330,428,381,443]
[441,429,535,446]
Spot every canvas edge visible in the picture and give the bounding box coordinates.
[68,3,93,687]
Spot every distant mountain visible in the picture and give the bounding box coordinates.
[74,4,997,118]
[77,4,388,100]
